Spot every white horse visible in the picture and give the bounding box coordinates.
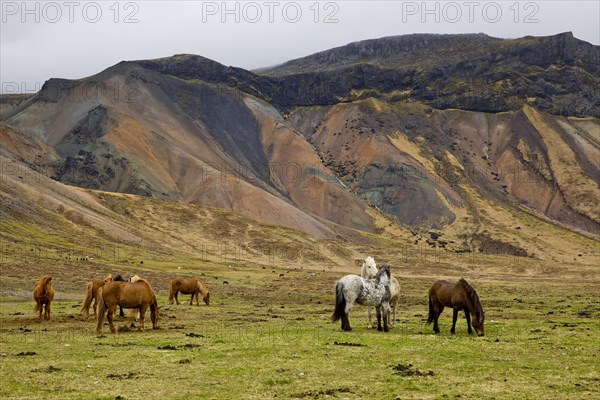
[361,256,378,328]
[361,257,400,328]
[332,265,392,332]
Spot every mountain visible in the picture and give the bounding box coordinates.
[1,32,599,260]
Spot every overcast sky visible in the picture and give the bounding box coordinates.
[1,1,599,93]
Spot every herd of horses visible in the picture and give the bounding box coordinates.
[332,256,485,336]
[32,256,485,336]
[33,274,210,333]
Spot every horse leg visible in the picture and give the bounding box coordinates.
[175,291,180,305]
[434,306,443,334]
[392,302,397,328]
[376,305,383,331]
[189,293,194,306]
[46,302,51,320]
[139,306,147,331]
[119,305,125,318]
[342,313,351,331]
[465,308,473,335]
[107,305,116,333]
[367,306,373,329]
[451,307,459,335]
[90,298,95,319]
[383,302,390,332]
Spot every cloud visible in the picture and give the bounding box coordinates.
[1,1,599,93]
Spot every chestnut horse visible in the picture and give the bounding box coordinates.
[427,278,485,336]
[96,278,159,333]
[33,275,54,321]
[168,277,210,306]
[80,274,128,319]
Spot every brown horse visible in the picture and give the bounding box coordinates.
[33,275,54,321]
[168,277,210,306]
[96,278,159,333]
[80,274,128,319]
[427,278,485,336]
[80,274,113,318]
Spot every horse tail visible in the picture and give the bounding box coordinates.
[96,287,107,332]
[331,281,346,323]
[427,294,435,325]
[80,282,93,316]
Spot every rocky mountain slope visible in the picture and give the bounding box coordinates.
[1,32,598,260]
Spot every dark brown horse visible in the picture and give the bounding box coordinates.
[33,275,54,321]
[96,278,159,333]
[168,277,210,306]
[427,278,485,336]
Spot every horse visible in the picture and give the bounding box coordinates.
[33,275,54,321]
[388,276,400,328]
[96,277,159,333]
[80,274,127,319]
[332,265,392,332]
[168,277,210,306]
[427,278,485,336]
[360,256,379,328]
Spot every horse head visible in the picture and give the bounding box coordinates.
[197,281,210,305]
[376,264,391,283]
[150,300,160,329]
[38,275,52,287]
[472,311,485,336]
[103,274,113,283]
[361,256,378,279]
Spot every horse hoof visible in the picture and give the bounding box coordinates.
[384,328,389,332]
[377,326,383,332]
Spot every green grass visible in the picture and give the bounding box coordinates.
[1,266,599,400]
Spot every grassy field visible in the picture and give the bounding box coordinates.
[1,253,598,400]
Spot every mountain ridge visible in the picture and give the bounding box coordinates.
[1,32,598,260]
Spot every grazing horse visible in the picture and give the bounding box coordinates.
[332,265,392,332]
[427,278,485,336]
[96,277,159,333]
[80,274,127,319]
[168,277,210,306]
[33,275,54,321]
[360,256,379,328]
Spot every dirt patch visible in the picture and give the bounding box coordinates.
[333,341,366,347]
[392,363,434,377]
[16,351,36,356]
[107,372,139,379]
[31,365,62,373]
[292,387,352,398]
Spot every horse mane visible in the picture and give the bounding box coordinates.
[197,279,209,293]
[459,279,483,320]
[374,265,390,284]
[35,275,52,288]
